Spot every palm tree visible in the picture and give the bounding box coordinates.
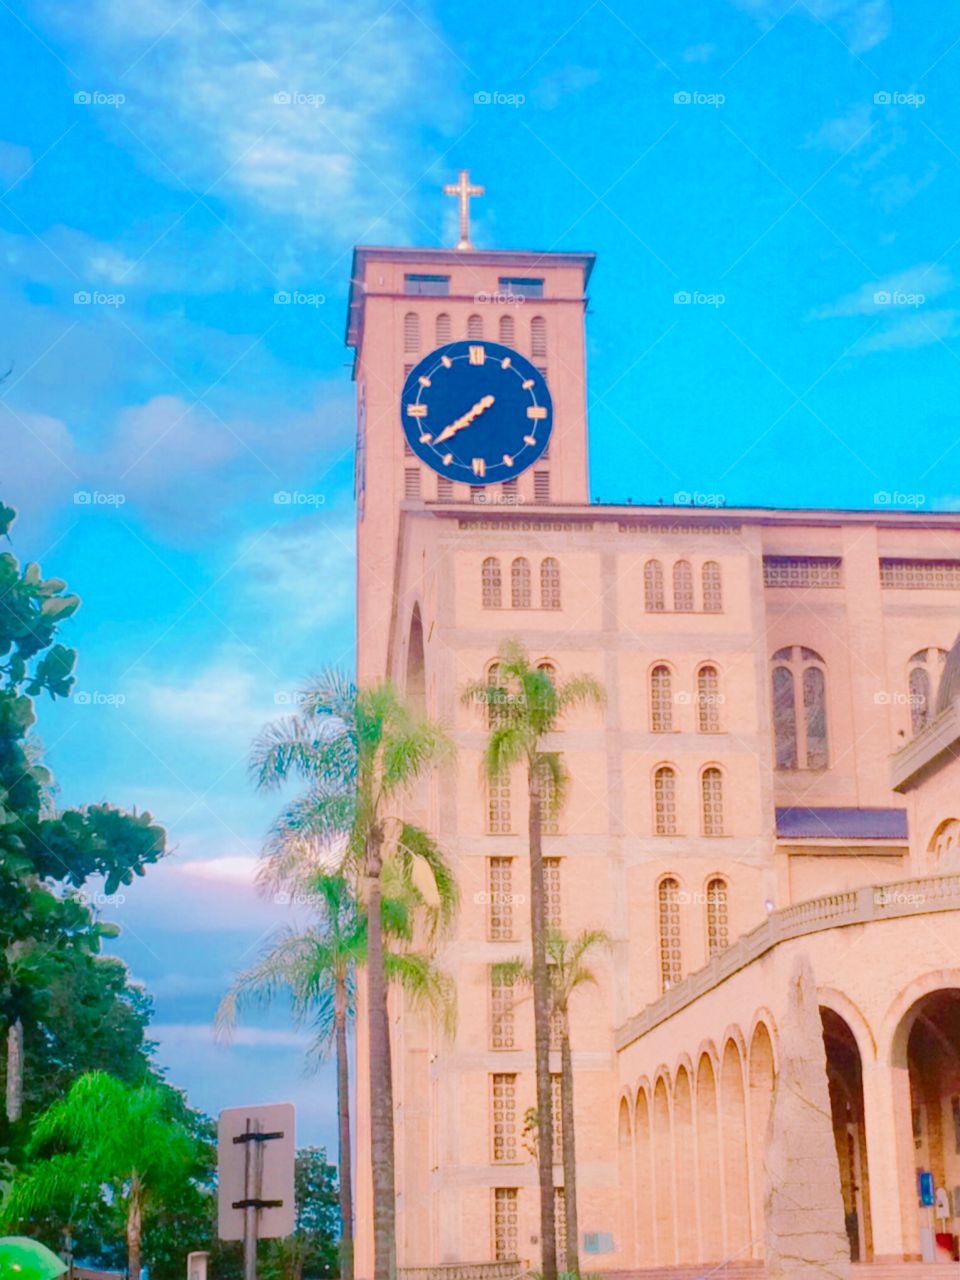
[2,1070,197,1280]
[496,928,611,1277]
[463,641,605,1280]
[251,672,456,1280]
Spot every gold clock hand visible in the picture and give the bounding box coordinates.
[434,394,495,444]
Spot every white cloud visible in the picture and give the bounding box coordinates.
[731,0,891,53]
[681,43,716,63]
[238,514,356,635]
[137,654,284,743]
[153,1022,309,1048]
[804,103,874,152]
[855,309,960,354]
[811,264,954,319]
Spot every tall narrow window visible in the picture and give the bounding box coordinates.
[490,970,516,1050]
[551,1074,563,1164]
[493,1188,519,1260]
[803,666,828,769]
[673,560,694,612]
[511,557,531,608]
[499,313,515,344]
[658,877,682,991]
[482,557,502,609]
[772,663,797,769]
[706,877,729,957]
[539,757,561,835]
[540,557,561,609]
[435,312,452,344]
[485,662,506,729]
[544,857,561,928]
[534,471,551,503]
[467,313,483,339]
[487,775,511,834]
[554,1188,567,1260]
[491,1074,518,1162]
[650,664,673,732]
[702,561,723,612]
[403,312,420,353]
[531,315,547,358]
[696,665,721,733]
[701,767,724,836]
[437,476,454,501]
[908,648,948,735]
[772,647,829,769]
[644,560,665,612]
[488,858,514,940]
[403,468,421,499]
[654,766,677,835]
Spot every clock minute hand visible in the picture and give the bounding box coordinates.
[434,394,495,444]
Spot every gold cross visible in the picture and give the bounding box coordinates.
[443,169,484,251]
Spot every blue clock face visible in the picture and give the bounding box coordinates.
[400,339,552,485]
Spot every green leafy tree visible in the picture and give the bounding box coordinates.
[261,1148,340,1280]
[463,641,605,1280]
[251,672,457,1280]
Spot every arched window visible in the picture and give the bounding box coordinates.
[771,647,828,770]
[701,767,724,836]
[705,877,729,957]
[929,817,960,870]
[435,313,452,345]
[482,557,502,609]
[644,559,665,612]
[403,312,420,353]
[657,877,682,991]
[486,662,506,730]
[531,315,547,359]
[511,557,531,608]
[540,557,560,609]
[696,665,721,732]
[673,560,694,612]
[467,313,483,339]
[499,314,515,344]
[702,561,722,612]
[908,648,948,735]
[650,665,673,732]
[653,766,677,835]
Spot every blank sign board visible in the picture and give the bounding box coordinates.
[218,1102,296,1241]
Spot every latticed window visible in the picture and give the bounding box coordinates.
[539,758,560,835]
[494,1188,519,1260]
[544,857,561,928]
[650,664,673,732]
[701,767,724,836]
[554,1188,567,1260]
[487,775,511,834]
[482,557,502,609]
[403,312,420,353]
[763,556,842,588]
[772,647,828,770]
[540,557,561,609]
[534,471,551,503]
[654,766,677,835]
[488,858,515,941]
[908,648,948,735]
[435,312,452,344]
[403,468,421,499]
[491,1074,518,1162]
[702,560,723,612]
[696,665,721,732]
[673,560,694,611]
[486,662,507,730]
[880,558,960,589]
[550,1003,564,1051]
[511,557,532,608]
[658,876,682,991]
[437,476,454,501]
[531,315,547,358]
[467,313,484,339]
[499,314,515,344]
[706,877,729,957]
[490,970,516,1050]
[644,559,665,611]
[551,1074,563,1164]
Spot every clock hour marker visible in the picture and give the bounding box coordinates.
[502,454,514,467]
[443,453,453,466]
[468,345,486,365]
[527,405,547,419]
[419,376,431,387]
[523,435,537,446]
[522,379,534,389]
[472,457,486,477]
[407,404,428,418]
[420,433,433,443]
[501,356,511,368]
[441,355,453,368]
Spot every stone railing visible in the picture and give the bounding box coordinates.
[616,873,960,1050]
[400,1262,529,1280]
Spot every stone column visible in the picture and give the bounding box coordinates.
[862,1057,917,1262]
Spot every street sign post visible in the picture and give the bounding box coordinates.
[218,1103,296,1280]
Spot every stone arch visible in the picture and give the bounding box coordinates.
[822,1006,873,1261]
[653,1074,676,1264]
[720,1036,751,1259]
[634,1085,654,1264]
[618,1096,635,1266]
[748,1019,775,1257]
[674,1064,697,1261]
[818,986,877,1063]
[406,604,426,714]
[696,1051,723,1262]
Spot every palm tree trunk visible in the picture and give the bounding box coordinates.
[560,1013,580,1278]
[366,826,396,1280]
[335,977,355,1280]
[5,1017,23,1123]
[126,1181,142,1280]
[528,762,557,1280]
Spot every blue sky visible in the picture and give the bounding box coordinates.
[2,0,959,1151]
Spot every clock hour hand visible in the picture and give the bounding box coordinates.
[434,394,495,444]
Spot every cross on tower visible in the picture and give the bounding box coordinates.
[443,169,484,251]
